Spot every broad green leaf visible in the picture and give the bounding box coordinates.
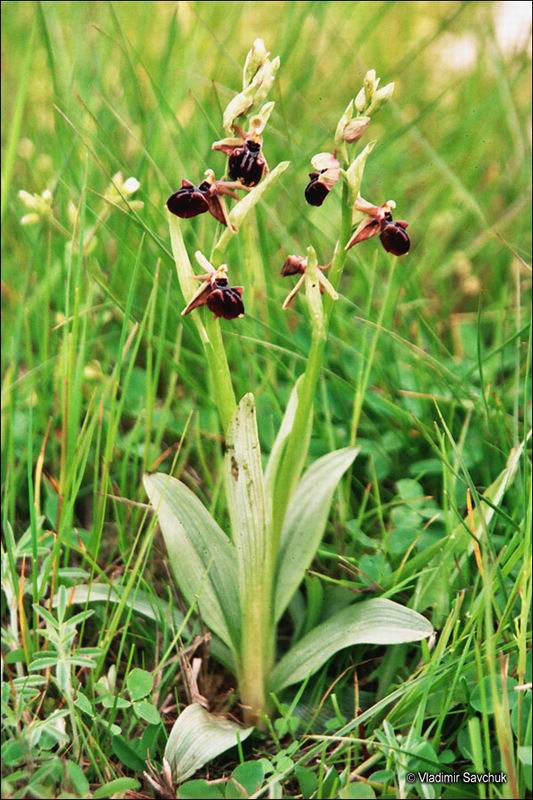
[74,692,93,717]
[144,473,240,652]
[54,582,183,625]
[134,699,162,725]
[230,761,265,795]
[274,447,359,620]
[65,760,90,797]
[470,675,518,713]
[179,779,225,799]
[518,746,532,767]
[268,598,433,692]
[111,734,145,771]
[127,668,153,701]
[264,377,303,498]
[225,394,272,717]
[93,778,141,799]
[340,784,376,799]
[165,704,253,784]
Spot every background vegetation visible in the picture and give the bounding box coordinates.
[1,1,531,798]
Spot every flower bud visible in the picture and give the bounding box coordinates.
[123,176,141,195]
[251,56,280,108]
[248,101,275,135]
[105,172,141,205]
[364,69,379,103]
[355,86,367,114]
[67,200,79,227]
[367,82,395,115]
[20,213,40,225]
[334,100,353,145]
[242,38,269,88]
[222,84,256,132]
[340,116,370,144]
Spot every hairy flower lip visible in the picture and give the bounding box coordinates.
[166,181,210,219]
[379,220,410,256]
[166,172,251,228]
[181,256,245,319]
[213,132,269,188]
[304,174,330,207]
[305,153,340,206]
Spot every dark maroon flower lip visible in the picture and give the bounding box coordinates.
[206,279,245,319]
[304,153,340,207]
[379,219,410,256]
[227,139,267,187]
[281,255,307,276]
[181,261,245,320]
[166,172,252,228]
[166,180,209,219]
[304,172,330,207]
[212,132,269,187]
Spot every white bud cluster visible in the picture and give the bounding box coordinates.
[223,39,280,133]
[18,188,53,225]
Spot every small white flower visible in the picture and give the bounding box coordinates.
[18,190,40,210]
[18,188,53,223]
[20,213,40,225]
[123,176,140,195]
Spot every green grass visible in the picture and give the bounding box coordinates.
[1,1,531,798]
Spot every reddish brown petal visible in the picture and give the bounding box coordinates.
[345,219,380,250]
[281,255,307,276]
[206,193,231,227]
[181,283,212,316]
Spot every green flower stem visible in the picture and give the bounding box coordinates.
[203,314,237,434]
[238,592,275,726]
[271,181,353,550]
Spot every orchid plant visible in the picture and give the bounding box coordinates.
[142,41,432,782]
